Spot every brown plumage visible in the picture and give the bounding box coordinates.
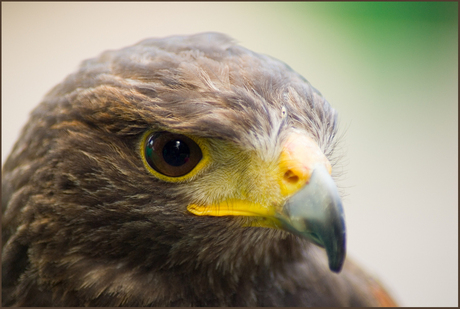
[2,32,396,306]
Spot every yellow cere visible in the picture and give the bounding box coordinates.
[140,130,211,182]
[278,133,332,197]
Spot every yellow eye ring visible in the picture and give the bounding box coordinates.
[140,130,211,182]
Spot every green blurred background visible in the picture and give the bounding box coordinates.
[2,2,458,306]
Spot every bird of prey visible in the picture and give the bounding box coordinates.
[2,32,396,306]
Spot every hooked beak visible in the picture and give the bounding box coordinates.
[187,133,346,273]
[276,165,346,272]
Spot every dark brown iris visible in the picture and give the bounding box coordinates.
[144,132,202,177]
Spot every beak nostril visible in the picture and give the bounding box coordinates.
[284,170,299,184]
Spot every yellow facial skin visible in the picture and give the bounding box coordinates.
[186,132,332,228]
[140,129,332,229]
[187,199,277,217]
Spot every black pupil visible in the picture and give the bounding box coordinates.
[162,140,190,166]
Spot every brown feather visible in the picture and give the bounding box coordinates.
[2,32,396,306]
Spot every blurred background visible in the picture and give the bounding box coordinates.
[2,2,457,306]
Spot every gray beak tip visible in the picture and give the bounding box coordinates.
[328,229,346,273]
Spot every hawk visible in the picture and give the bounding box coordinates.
[2,32,396,306]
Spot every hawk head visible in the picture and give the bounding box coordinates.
[2,32,354,306]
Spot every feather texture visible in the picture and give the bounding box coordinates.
[2,32,395,306]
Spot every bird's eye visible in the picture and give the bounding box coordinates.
[143,132,203,177]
